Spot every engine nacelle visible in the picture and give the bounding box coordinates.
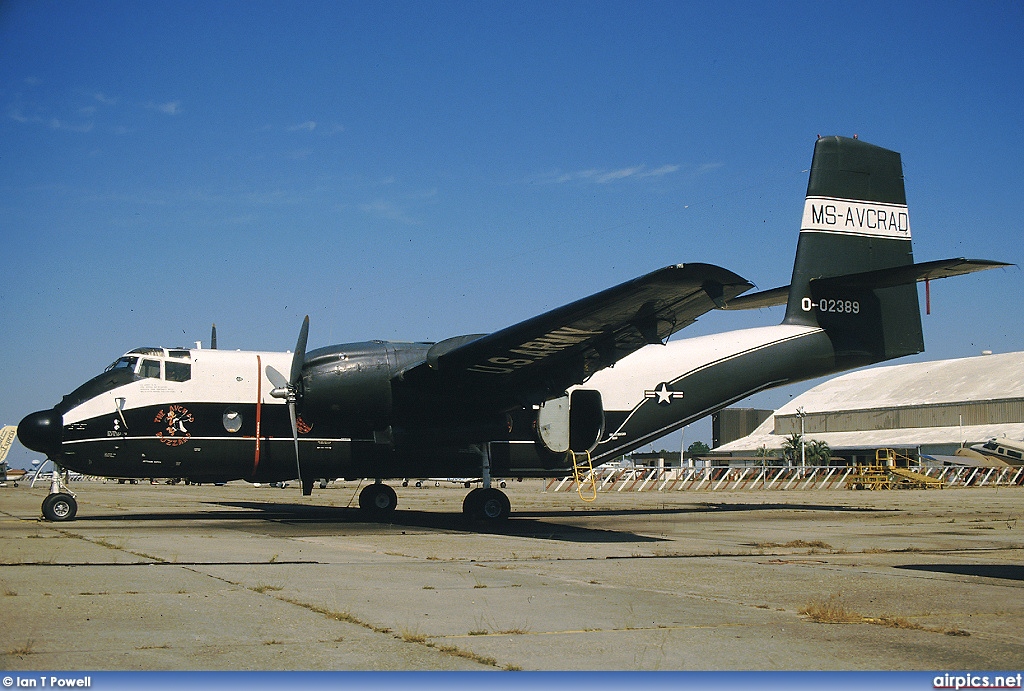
[535,389,605,454]
[301,342,396,427]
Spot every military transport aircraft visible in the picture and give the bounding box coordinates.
[18,136,1008,522]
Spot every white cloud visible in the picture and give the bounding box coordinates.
[288,121,317,132]
[695,162,724,175]
[639,164,681,178]
[8,108,39,124]
[359,199,418,225]
[595,166,645,183]
[541,163,681,185]
[49,117,93,132]
[146,100,181,115]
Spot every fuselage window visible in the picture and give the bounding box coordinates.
[166,361,191,382]
[140,359,161,379]
[223,408,243,433]
[1008,450,1022,460]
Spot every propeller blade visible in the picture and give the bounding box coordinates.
[290,316,309,387]
[287,316,309,492]
[265,366,288,397]
[288,399,301,483]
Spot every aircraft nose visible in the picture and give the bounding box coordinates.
[18,408,63,455]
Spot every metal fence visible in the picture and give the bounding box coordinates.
[546,464,1024,492]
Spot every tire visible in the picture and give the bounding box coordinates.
[462,487,484,517]
[358,483,398,516]
[42,493,78,522]
[463,487,510,521]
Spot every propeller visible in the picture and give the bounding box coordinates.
[271,316,310,492]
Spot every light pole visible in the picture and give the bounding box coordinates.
[796,407,806,471]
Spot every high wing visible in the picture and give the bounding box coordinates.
[398,263,752,406]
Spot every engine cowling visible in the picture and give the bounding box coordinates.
[300,341,399,427]
[535,389,605,454]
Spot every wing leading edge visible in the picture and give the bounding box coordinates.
[399,263,753,405]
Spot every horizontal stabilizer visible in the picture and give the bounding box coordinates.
[811,258,1011,291]
[723,258,1009,312]
[721,285,789,310]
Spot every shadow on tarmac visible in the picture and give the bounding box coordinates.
[895,563,1024,581]
[64,498,888,543]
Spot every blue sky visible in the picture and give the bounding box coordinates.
[1,1,1021,468]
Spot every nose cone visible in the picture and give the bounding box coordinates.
[18,409,63,455]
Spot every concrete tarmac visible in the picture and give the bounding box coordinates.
[1,480,1022,671]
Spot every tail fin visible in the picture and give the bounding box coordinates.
[784,136,922,366]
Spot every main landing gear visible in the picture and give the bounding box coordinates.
[356,442,513,523]
[358,481,398,517]
[463,443,511,522]
[356,479,511,522]
[462,487,511,521]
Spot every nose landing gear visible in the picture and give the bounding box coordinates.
[36,461,78,522]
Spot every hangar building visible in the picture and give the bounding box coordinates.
[714,350,1024,464]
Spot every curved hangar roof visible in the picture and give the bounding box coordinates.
[716,350,1024,453]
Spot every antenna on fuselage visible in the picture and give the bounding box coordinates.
[211,324,217,350]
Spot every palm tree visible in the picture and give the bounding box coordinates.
[756,445,782,467]
[806,440,832,466]
[781,433,803,466]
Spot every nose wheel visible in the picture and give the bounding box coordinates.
[36,461,78,522]
[42,492,78,521]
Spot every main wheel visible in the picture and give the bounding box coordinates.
[358,483,398,516]
[463,487,510,521]
[42,493,78,522]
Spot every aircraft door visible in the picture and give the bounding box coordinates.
[536,390,605,454]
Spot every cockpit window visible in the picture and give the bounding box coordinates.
[140,359,161,379]
[166,361,191,382]
[105,356,139,373]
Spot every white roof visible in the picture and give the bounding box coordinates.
[717,351,1024,453]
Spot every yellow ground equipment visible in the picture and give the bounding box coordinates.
[846,449,944,489]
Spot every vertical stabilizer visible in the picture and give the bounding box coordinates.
[784,136,923,365]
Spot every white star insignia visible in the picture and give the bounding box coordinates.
[645,382,683,405]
